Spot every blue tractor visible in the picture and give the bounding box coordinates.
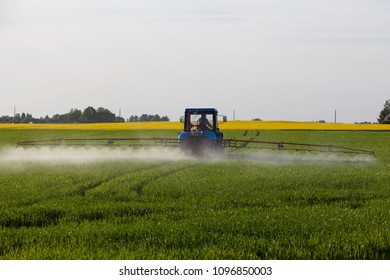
[178,108,227,156]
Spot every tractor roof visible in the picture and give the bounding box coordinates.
[185,108,218,114]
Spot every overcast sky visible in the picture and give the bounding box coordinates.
[0,0,389,123]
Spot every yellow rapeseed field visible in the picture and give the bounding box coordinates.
[1,121,389,130]
[218,121,390,131]
[0,122,181,130]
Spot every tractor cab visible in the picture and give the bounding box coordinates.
[178,108,226,156]
[183,108,219,132]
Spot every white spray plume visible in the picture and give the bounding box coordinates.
[226,150,375,164]
[0,146,187,164]
[0,146,374,166]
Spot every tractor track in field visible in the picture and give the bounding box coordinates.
[73,161,201,197]
[72,161,179,197]
[17,161,201,207]
[74,161,199,197]
[16,161,175,207]
[7,162,200,228]
[132,163,199,196]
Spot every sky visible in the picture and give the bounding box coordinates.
[0,0,389,123]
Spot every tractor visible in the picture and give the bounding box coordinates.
[178,108,227,156]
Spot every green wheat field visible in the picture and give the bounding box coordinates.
[0,129,389,259]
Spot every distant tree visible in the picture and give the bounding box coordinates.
[69,108,82,123]
[139,114,149,122]
[96,107,115,122]
[14,113,21,123]
[80,106,97,123]
[114,116,125,122]
[378,99,390,124]
[151,114,161,121]
[0,115,12,123]
[59,113,71,123]
[127,115,138,122]
[21,112,35,123]
[51,114,60,123]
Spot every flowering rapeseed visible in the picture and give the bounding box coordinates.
[0,121,389,130]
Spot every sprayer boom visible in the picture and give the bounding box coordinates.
[16,137,375,157]
[16,138,179,148]
[223,139,375,156]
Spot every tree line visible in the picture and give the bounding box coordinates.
[0,106,170,124]
[127,114,169,122]
[378,99,390,124]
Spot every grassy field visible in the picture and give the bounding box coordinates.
[0,127,389,259]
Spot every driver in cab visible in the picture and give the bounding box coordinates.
[197,113,213,131]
